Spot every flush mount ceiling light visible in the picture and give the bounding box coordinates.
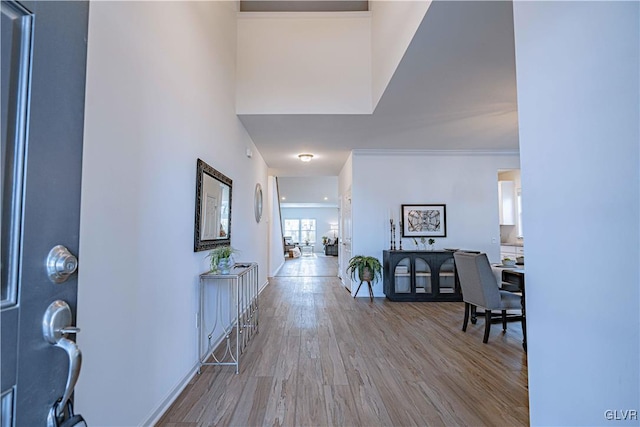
[298,153,314,162]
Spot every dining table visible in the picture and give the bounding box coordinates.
[491,263,526,351]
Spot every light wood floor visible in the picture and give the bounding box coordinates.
[157,257,529,426]
[276,253,339,278]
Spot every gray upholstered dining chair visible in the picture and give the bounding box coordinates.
[453,252,523,343]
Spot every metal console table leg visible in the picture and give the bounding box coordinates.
[197,263,259,374]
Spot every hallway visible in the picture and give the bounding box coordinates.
[276,253,339,278]
[157,270,528,426]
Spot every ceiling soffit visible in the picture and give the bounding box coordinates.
[239,1,519,177]
[240,1,368,12]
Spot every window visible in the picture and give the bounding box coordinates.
[284,219,300,243]
[301,219,316,244]
[283,218,316,244]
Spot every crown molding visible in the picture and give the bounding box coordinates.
[352,148,520,157]
[238,11,371,19]
[280,203,339,208]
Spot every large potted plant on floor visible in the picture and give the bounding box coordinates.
[346,255,383,301]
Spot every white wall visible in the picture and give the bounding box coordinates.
[280,206,339,252]
[351,150,519,296]
[237,2,432,114]
[370,0,431,108]
[338,152,353,199]
[278,176,338,204]
[513,1,639,425]
[77,2,269,425]
[237,12,372,114]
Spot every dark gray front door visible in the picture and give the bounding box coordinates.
[1,1,88,425]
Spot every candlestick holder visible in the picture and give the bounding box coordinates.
[389,219,394,250]
[392,224,396,250]
[398,221,403,250]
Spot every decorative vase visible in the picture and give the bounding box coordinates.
[218,257,232,275]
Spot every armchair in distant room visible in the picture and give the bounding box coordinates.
[283,236,298,254]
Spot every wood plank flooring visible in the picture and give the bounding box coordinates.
[157,257,529,426]
[276,253,339,278]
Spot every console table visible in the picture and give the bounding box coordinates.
[383,250,462,302]
[198,263,259,374]
[301,245,314,256]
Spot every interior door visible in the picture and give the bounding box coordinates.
[339,188,352,291]
[1,1,88,425]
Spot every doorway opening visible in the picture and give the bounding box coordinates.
[497,169,523,245]
[276,176,340,279]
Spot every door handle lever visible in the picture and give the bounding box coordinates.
[43,300,83,424]
[54,337,82,420]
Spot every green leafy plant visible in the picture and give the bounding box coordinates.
[428,238,435,245]
[207,246,238,271]
[346,255,383,283]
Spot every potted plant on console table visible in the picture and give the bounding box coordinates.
[207,246,238,275]
[346,255,383,302]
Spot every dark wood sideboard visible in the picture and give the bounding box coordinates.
[383,250,462,302]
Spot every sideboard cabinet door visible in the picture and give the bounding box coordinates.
[383,250,462,302]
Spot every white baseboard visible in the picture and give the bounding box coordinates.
[141,278,271,426]
[141,359,199,426]
[272,260,285,277]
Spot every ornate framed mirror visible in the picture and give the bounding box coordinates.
[254,183,263,223]
[194,158,232,252]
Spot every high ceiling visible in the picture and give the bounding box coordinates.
[241,1,368,12]
[238,1,519,177]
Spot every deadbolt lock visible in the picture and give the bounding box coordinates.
[47,245,78,284]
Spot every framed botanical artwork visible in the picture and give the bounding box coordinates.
[401,204,447,237]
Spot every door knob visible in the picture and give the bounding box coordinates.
[47,245,78,283]
[43,300,82,425]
